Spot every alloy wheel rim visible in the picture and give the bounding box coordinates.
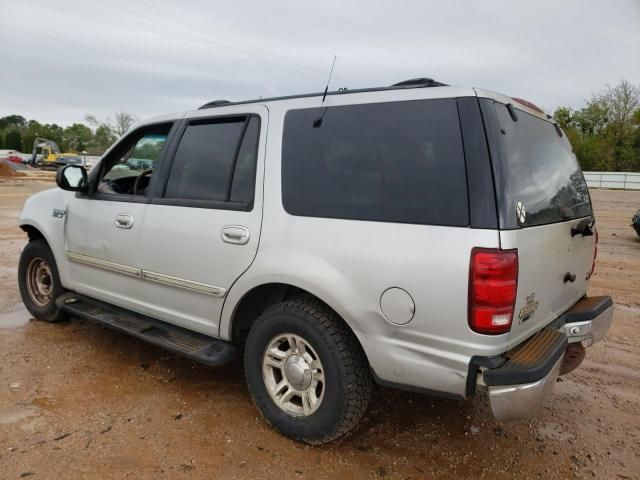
[262,333,325,416]
[26,257,53,307]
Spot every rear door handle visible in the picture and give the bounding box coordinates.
[571,217,594,237]
[221,225,250,245]
[115,214,134,229]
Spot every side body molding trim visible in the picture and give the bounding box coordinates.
[65,251,226,297]
[66,252,142,278]
[141,270,227,297]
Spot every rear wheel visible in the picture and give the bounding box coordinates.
[18,239,67,322]
[244,296,372,444]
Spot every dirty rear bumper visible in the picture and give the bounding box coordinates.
[483,295,613,422]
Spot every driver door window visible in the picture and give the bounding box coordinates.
[98,124,172,196]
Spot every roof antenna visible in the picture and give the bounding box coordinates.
[313,55,337,128]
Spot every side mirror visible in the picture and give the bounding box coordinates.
[56,165,88,192]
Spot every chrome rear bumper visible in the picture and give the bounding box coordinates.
[484,295,613,422]
[488,354,562,422]
[562,302,613,347]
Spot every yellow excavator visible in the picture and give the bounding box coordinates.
[30,138,82,169]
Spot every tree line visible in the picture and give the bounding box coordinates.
[1,80,639,170]
[0,112,137,156]
[553,79,640,172]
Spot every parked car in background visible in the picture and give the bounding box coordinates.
[632,210,640,237]
[126,157,154,171]
[54,155,84,167]
[0,149,24,164]
[17,78,613,444]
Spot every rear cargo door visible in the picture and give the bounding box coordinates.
[482,100,596,347]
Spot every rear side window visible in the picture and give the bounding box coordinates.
[281,99,469,226]
[164,116,259,207]
[493,103,592,228]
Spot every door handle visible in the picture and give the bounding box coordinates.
[115,214,134,229]
[221,225,250,245]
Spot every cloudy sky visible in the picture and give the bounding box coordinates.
[1,0,638,126]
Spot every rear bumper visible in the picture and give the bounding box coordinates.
[559,295,613,347]
[483,295,613,422]
[488,354,563,421]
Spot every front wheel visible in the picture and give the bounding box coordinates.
[18,239,67,322]
[244,297,372,444]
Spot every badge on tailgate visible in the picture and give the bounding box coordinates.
[518,293,539,323]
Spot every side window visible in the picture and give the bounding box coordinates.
[230,117,260,203]
[164,116,260,207]
[98,124,172,196]
[281,99,468,226]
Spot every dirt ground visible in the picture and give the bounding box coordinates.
[0,178,638,480]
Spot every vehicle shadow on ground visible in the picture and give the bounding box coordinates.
[55,316,500,439]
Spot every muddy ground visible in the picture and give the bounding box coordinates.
[0,178,638,480]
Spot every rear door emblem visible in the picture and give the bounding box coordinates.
[518,293,539,323]
[516,201,526,224]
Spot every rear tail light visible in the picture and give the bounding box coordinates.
[588,228,599,279]
[468,248,519,335]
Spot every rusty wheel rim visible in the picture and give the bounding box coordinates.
[26,257,53,307]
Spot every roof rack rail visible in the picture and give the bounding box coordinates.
[392,78,447,88]
[196,78,449,110]
[198,99,231,109]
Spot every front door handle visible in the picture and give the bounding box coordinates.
[221,225,250,245]
[115,213,134,229]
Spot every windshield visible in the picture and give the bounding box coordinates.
[492,102,592,229]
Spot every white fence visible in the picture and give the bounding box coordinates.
[583,171,640,190]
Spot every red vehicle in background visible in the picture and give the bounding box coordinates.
[0,150,26,164]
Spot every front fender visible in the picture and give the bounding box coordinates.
[19,188,72,288]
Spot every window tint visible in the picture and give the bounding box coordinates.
[165,118,255,203]
[230,117,260,204]
[493,103,592,228]
[281,99,468,226]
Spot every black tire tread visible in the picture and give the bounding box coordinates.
[18,239,67,322]
[245,295,372,444]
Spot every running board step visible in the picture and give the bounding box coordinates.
[56,293,236,366]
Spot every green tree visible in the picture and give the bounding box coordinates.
[92,124,117,152]
[554,79,640,172]
[63,123,93,151]
[0,115,26,129]
[4,129,23,150]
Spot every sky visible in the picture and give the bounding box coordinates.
[0,0,639,126]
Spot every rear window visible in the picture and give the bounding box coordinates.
[164,116,259,206]
[493,103,592,228]
[281,99,469,226]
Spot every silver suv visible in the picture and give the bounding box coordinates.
[18,78,613,444]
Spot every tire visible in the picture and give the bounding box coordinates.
[18,239,67,322]
[244,296,372,444]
